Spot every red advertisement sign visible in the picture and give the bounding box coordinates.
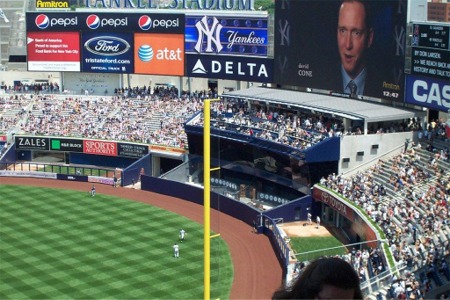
[83,140,117,156]
[0,136,7,142]
[27,31,80,71]
[312,187,354,221]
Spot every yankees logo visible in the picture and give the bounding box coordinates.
[195,16,223,53]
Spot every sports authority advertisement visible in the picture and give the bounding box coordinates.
[27,32,80,71]
[405,75,450,113]
[185,15,268,57]
[186,54,273,82]
[134,33,184,76]
[274,0,407,101]
[83,140,118,156]
[81,32,133,73]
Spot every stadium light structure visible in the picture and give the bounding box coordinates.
[203,98,221,300]
[0,9,9,23]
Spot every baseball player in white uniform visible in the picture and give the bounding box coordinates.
[173,243,179,258]
[179,229,186,242]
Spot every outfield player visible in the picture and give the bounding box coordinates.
[91,185,96,197]
[173,243,179,258]
[179,229,186,242]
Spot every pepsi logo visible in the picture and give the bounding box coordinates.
[139,15,152,31]
[86,14,100,29]
[35,14,49,29]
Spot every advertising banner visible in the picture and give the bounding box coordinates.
[274,0,407,101]
[186,54,273,82]
[134,33,184,76]
[26,12,184,33]
[405,75,450,113]
[312,187,355,221]
[57,174,88,182]
[117,143,149,158]
[50,138,83,152]
[83,140,118,156]
[27,32,80,71]
[185,15,268,57]
[14,136,49,150]
[81,32,133,73]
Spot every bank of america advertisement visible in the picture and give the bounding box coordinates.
[274,0,407,102]
[185,15,268,57]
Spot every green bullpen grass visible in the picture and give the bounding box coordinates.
[0,185,233,299]
[289,236,346,262]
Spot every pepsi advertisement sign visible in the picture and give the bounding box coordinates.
[186,54,273,82]
[185,15,268,57]
[81,32,133,73]
[27,12,184,33]
[405,75,450,112]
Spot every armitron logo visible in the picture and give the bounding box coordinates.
[84,36,130,56]
[36,0,69,8]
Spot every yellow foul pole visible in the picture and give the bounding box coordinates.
[203,99,212,300]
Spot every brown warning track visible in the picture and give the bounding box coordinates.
[1,177,282,299]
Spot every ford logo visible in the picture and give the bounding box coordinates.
[84,36,130,56]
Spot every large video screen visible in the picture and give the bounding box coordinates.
[26,12,185,75]
[274,0,407,102]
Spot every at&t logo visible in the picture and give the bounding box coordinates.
[138,44,182,62]
[86,14,128,29]
[35,14,77,29]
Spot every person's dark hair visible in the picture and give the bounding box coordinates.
[341,0,373,30]
[272,257,363,299]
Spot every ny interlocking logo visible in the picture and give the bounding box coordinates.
[195,16,223,53]
[277,19,290,47]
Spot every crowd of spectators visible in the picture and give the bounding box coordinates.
[319,143,449,299]
[0,87,205,149]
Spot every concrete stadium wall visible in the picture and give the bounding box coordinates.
[339,131,413,174]
[141,175,261,226]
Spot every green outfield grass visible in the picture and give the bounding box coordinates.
[0,185,233,299]
[289,236,346,262]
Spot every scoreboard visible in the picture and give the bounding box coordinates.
[411,23,450,80]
